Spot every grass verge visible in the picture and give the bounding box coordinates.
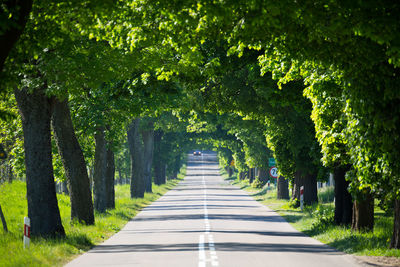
[0,164,186,267]
[222,169,400,258]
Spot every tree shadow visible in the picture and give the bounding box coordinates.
[65,233,94,251]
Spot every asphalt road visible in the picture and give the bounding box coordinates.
[66,152,363,267]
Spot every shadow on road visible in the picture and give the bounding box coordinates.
[89,241,341,255]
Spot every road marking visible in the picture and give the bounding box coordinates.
[199,235,206,267]
[198,154,219,267]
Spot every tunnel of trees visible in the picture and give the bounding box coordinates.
[1,0,400,249]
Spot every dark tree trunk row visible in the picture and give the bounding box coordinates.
[333,166,353,225]
[172,154,181,179]
[52,98,94,224]
[277,176,289,199]
[93,128,115,212]
[228,167,233,177]
[248,168,255,184]
[153,130,166,185]
[14,86,65,237]
[141,123,154,192]
[128,119,145,198]
[105,147,115,209]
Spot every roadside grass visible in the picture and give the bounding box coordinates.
[0,165,186,267]
[221,169,400,258]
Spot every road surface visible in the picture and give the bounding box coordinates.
[66,151,362,267]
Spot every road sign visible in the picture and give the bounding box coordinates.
[269,166,278,178]
[268,158,275,167]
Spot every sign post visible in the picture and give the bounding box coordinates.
[23,217,30,248]
[300,186,304,211]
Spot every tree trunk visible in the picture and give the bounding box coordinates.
[257,168,269,185]
[292,171,318,206]
[292,171,302,204]
[105,147,115,209]
[141,123,154,193]
[6,164,14,183]
[303,172,318,205]
[173,154,181,179]
[118,167,123,185]
[0,203,8,233]
[153,130,165,185]
[52,98,94,224]
[352,191,374,232]
[162,163,166,182]
[14,86,65,237]
[127,119,145,198]
[333,165,353,225]
[390,199,400,248]
[277,176,289,199]
[93,127,107,213]
[249,168,255,183]
[61,180,69,195]
[228,167,233,177]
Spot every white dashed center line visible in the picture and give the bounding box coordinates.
[198,154,219,267]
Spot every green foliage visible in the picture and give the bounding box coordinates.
[251,178,265,189]
[307,204,335,231]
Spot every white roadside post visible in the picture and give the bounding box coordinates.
[23,217,30,248]
[300,186,304,211]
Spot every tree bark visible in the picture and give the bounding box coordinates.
[105,147,115,209]
[7,164,14,183]
[14,86,65,237]
[118,167,123,185]
[292,171,302,204]
[141,123,154,193]
[277,176,290,199]
[0,203,8,233]
[52,98,94,224]
[333,166,353,225]
[228,167,233,177]
[153,130,166,185]
[303,172,318,205]
[93,127,107,213]
[257,168,269,185]
[127,119,145,198]
[172,154,181,179]
[391,199,400,248]
[352,191,374,232]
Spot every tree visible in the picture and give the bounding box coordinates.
[127,118,145,198]
[52,98,94,224]
[14,85,65,237]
